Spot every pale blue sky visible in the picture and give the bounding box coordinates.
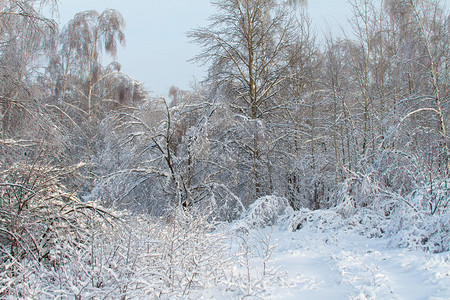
[57,1,358,97]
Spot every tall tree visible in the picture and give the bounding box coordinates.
[47,9,142,196]
[0,0,57,139]
[58,9,126,122]
[189,0,300,204]
[190,0,299,120]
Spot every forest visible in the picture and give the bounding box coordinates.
[0,0,449,298]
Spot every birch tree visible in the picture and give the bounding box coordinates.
[189,0,300,205]
[0,0,57,139]
[57,9,126,122]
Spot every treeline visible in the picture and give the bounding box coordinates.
[0,0,449,273]
[113,0,447,217]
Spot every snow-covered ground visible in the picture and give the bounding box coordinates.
[199,196,450,300]
[2,197,449,299]
[202,225,450,300]
[268,228,447,299]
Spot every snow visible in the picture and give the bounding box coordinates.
[199,196,450,300]
[247,227,450,300]
[199,226,450,299]
[2,197,449,299]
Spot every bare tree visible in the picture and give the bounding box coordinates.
[189,0,300,205]
[189,0,299,120]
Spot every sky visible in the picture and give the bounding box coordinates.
[57,1,357,97]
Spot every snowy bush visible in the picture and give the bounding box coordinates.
[198,183,246,222]
[220,228,284,298]
[0,206,232,298]
[344,208,388,238]
[329,171,383,214]
[386,205,450,253]
[237,196,293,229]
[285,208,344,232]
[328,169,450,252]
[0,161,112,263]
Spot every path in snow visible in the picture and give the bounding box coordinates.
[261,227,450,300]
